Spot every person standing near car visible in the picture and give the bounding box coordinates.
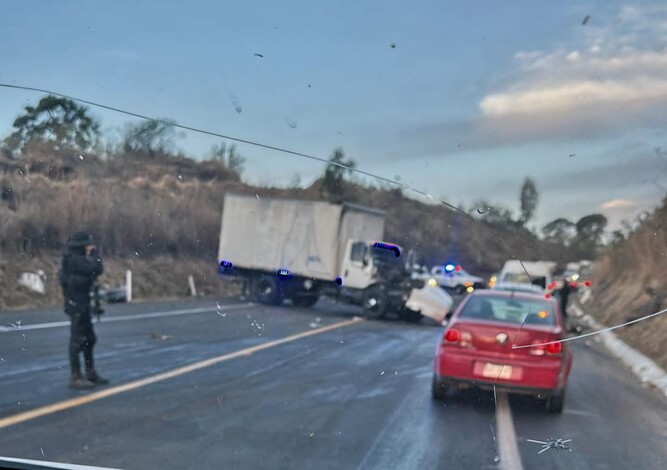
[59,231,109,389]
[559,278,572,321]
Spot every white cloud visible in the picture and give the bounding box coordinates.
[478,4,667,136]
[480,76,667,117]
[601,198,640,210]
[599,197,655,230]
[514,50,543,61]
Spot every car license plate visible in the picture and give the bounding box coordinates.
[481,363,513,379]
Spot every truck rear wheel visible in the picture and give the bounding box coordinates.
[255,276,283,306]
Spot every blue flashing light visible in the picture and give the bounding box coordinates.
[372,241,401,257]
[334,276,343,286]
[444,264,455,272]
[277,268,291,277]
[219,260,233,269]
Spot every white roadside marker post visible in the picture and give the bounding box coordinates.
[126,270,133,303]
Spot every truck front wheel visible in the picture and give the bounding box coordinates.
[255,276,283,306]
[362,287,387,319]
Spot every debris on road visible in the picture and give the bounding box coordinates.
[526,438,573,454]
[150,333,170,341]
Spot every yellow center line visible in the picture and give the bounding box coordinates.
[0,317,363,430]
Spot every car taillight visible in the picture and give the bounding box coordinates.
[546,342,562,354]
[444,328,460,343]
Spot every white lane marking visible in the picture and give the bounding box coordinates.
[0,304,255,332]
[496,391,524,470]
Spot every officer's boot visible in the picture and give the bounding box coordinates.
[69,372,94,390]
[85,369,110,385]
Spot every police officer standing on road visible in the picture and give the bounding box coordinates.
[59,231,109,390]
[559,279,572,322]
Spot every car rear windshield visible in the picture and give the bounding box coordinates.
[502,272,547,288]
[502,272,531,284]
[458,295,557,326]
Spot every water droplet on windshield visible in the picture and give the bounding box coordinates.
[231,95,242,114]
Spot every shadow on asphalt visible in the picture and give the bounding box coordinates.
[434,386,548,415]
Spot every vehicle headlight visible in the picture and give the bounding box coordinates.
[427,278,438,287]
[466,286,474,293]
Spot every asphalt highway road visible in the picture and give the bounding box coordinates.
[0,296,665,470]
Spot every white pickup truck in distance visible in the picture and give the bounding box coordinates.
[429,264,485,294]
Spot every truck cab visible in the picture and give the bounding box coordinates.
[340,240,405,290]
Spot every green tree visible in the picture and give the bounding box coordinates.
[211,143,246,176]
[576,214,608,244]
[123,119,181,156]
[573,213,608,257]
[541,218,576,245]
[519,177,538,225]
[2,95,100,155]
[320,148,356,201]
[609,230,626,247]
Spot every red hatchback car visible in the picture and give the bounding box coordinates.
[432,290,573,413]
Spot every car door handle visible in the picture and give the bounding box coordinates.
[345,270,349,277]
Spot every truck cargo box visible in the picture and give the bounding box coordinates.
[218,194,385,280]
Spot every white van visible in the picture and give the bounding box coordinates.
[497,260,552,291]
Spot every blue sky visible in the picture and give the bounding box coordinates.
[1,0,666,229]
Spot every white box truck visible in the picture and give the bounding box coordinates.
[217,193,452,321]
[497,260,553,292]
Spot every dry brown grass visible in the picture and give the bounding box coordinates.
[0,149,573,310]
[589,198,667,369]
[0,254,240,311]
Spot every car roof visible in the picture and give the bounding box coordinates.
[493,282,543,292]
[470,289,549,301]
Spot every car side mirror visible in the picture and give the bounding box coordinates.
[362,257,369,267]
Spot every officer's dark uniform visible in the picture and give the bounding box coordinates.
[559,281,571,321]
[59,232,109,389]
